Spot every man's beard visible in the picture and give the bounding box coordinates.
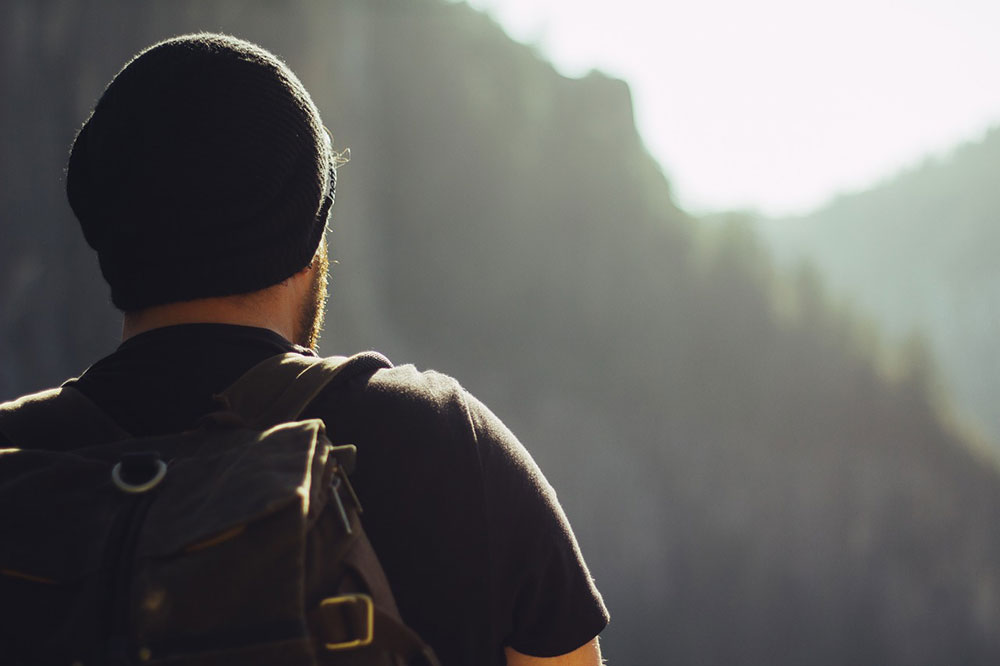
[296,239,329,351]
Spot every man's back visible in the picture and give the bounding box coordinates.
[13,324,607,665]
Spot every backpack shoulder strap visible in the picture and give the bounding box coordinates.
[220,351,392,429]
[0,385,131,450]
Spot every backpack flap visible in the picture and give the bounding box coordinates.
[135,419,331,558]
[127,419,339,664]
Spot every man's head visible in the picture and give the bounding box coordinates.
[66,33,335,345]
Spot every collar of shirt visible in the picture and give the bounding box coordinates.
[67,323,315,437]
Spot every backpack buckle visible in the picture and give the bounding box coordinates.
[318,594,374,650]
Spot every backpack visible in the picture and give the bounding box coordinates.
[0,351,440,666]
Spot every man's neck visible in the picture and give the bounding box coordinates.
[120,250,321,348]
[121,293,294,344]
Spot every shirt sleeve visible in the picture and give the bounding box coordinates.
[462,390,610,657]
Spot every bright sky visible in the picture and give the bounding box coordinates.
[463,0,1000,216]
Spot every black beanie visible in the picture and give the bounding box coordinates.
[66,33,334,311]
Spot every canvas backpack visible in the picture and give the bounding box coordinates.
[0,351,440,666]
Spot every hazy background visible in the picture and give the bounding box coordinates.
[3,1,1000,664]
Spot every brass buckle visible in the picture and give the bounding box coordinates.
[320,594,374,650]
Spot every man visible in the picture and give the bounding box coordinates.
[0,34,607,665]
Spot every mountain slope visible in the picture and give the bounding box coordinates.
[758,127,1000,449]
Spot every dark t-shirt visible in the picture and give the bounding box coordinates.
[55,324,608,665]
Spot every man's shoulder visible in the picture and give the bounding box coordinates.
[363,361,470,408]
[318,356,480,442]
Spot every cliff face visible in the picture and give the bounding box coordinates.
[4,2,1000,664]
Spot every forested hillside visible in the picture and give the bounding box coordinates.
[757,129,1000,452]
[4,1,1000,664]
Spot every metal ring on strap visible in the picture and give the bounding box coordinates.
[111,459,167,494]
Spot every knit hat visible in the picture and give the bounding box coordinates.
[66,33,334,311]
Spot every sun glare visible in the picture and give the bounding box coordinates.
[464,0,1000,216]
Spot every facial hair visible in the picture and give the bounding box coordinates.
[297,239,329,351]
